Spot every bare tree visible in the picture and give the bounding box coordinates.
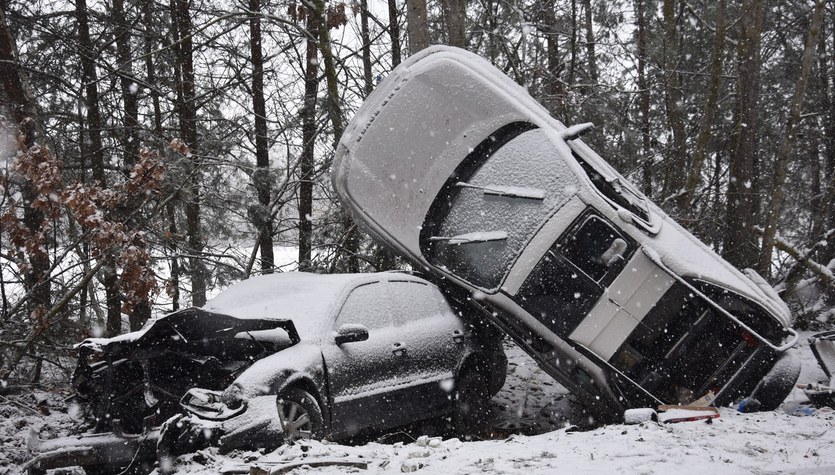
[407,0,429,53]
[723,0,766,269]
[757,0,826,276]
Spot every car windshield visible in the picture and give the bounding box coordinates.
[421,124,580,290]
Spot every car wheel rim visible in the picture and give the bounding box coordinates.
[278,399,312,442]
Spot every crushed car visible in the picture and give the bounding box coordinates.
[27,271,506,473]
[331,45,801,421]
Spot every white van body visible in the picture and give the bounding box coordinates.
[332,46,799,418]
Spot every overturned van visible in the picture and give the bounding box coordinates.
[332,46,800,420]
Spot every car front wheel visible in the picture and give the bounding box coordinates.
[277,387,324,443]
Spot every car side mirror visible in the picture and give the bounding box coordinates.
[335,324,369,345]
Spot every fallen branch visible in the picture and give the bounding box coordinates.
[753,226,835,296]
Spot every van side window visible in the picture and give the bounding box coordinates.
[561,215,628,282]
[515,213,633,337]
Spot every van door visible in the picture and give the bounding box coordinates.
[515,212,635,339]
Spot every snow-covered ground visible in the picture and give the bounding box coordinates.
[3,333,834,474]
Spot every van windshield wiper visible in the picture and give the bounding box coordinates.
[455,182,545,200]
[429,231,508,244]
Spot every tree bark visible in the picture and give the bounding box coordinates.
[406,0,429,54]
[298,6,319,272]
[677,0,726,213]
[582,0,597,86]
[113,0,139,169]
[722,0,765,269]
[757,0,826,276]
[661,0,686,203]
[360,0,373,96]
[387,0,402,67]
[540,0,564,118]
[635,0,652,197]
[442,0,466,48]
[0,4,50,319]
[172,0,207,306]
[250,0,274,274]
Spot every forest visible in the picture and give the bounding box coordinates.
[0,0,833,387]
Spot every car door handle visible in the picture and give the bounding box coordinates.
[452,330,465,344]
[392,342,407,356]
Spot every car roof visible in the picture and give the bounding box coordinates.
[203,271,432,339]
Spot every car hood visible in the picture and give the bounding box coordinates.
[76,308,299,354]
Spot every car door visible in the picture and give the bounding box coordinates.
[385,280,469,420]
[323,281,406,436]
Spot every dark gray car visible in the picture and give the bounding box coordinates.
[70,271,505,450]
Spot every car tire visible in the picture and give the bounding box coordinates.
[453,365,491,437]
[277,387,324,443]
[747,350,801,412]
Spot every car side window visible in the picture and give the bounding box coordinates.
[387,281,446,327]
[560,215,629,283]
[335,282,393,330]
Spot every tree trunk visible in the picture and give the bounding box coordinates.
[298,6,319,272]
[406,0,429,54]
[722,0,766,269]
[661,0,686,203]
[582,0,597,86]
[314,0,357,272]
[635,0,652,197]
[0,4,50,318]
[249,0,274,274]
[360,0,373,96]
[113,0,139,169]
[173,0,207,306]
[387,0,402,67]
[442,0,466,48]
[77,0,119,335]
[757,0,826,276]
[568,0,577,87]
[677,0,726,213]
[541,0,564,118]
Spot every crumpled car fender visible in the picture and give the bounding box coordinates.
[223,343,325,404]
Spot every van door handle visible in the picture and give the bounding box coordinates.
[452,330,465,344]
[392,342,407,356]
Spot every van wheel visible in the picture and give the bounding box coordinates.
[454,366,491,437]
[277,388,324,442]
[748,350,801,412]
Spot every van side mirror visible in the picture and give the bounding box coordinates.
[335,324,369,345]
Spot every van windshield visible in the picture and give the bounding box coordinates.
[420,124,580,290]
